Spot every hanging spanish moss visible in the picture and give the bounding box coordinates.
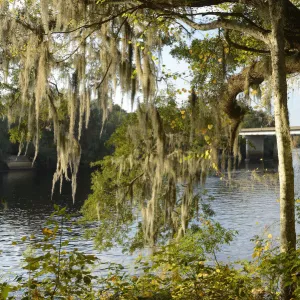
[85,95,221,245]
[0,0,170,201]
[40,0,50,34]
[0,0,264,244]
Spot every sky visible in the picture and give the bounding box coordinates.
[288,84,300,126]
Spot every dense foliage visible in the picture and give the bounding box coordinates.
[2,205,300,299]
[0,0,299,199]
[1,0,300,298]
[81,92,234,249]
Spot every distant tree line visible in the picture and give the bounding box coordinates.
[0,104,127,168]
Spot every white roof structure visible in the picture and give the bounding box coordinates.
[239,126,300,136]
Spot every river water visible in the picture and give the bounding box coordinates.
[0,149,300,278]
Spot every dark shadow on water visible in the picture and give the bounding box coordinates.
[0,168,91,212]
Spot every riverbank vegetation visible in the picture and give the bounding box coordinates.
[0,104,127,168]
[1,0,300,298]
[2,204,300,299]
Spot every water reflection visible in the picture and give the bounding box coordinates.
[0,168,136,279]
[209,149,300,261]
[0,150,299,277]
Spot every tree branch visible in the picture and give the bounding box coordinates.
[49,81,62,96]
[221,52,300,147]
[0,13,43,36]
[0,82,19,93]
[178,15,269,42]
[50,5,142,35]
[224,30,270,54]
[193,12,267,32]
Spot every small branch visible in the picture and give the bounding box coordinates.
[95,16,130,90]
[54,28,98,63]
[95,60,113,90]
[50,5,142,35]
[51,215,64,299]
[48,92,60,125]
[49,81,62,95]
[123,172,145,198]
[9,94,20,109]
[224,30,270,54]
[191,12,267,32]
[0,82,19,92]
[173,20,192,35]
[176,14,269,42]
[129,173,144,186]
[137,0,232,9]
[55,44,81,63]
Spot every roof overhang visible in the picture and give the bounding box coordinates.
[239,126,300,136]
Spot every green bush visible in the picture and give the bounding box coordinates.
[3,205,300,299]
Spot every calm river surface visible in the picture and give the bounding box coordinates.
[1,149,300,278]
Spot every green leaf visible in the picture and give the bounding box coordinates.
[1,285,10,299]
[83,276,91,285]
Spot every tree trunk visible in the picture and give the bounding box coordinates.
[269,0,296,298]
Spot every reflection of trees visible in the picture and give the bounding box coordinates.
[0,171,36,206]
[0,119,11,162]
[0,169,91,209]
